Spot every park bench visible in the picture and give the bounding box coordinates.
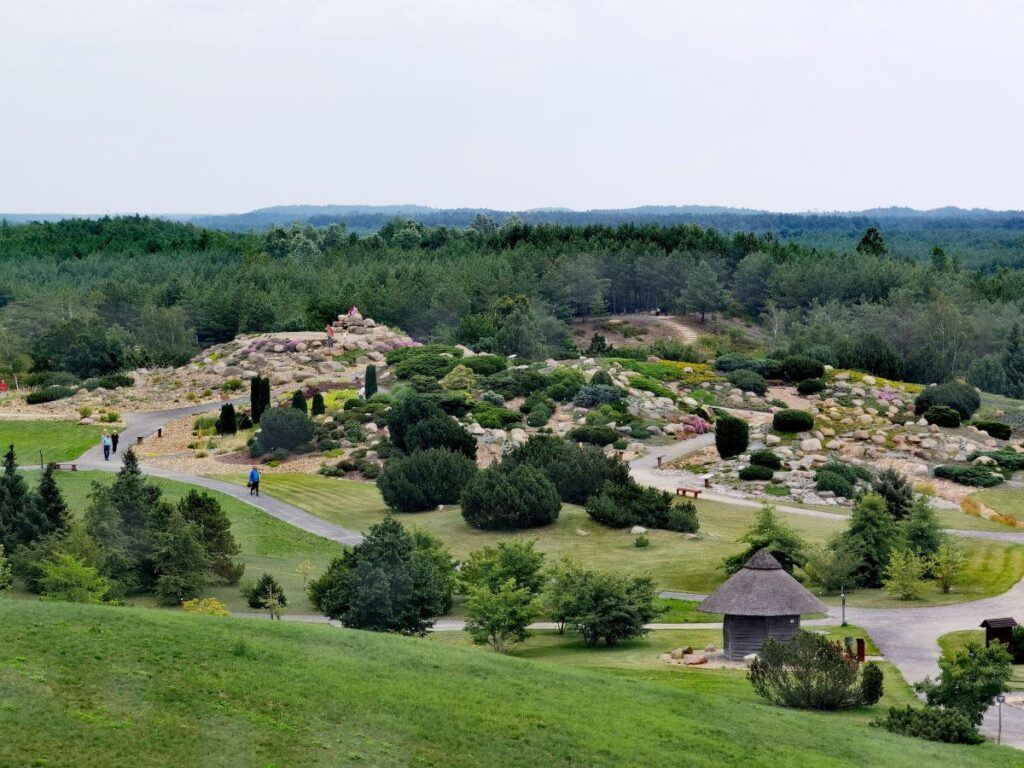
[52,463,78,472]
[676,487,702,499]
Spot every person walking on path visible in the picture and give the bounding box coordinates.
[248,466,261,496]
[111,431,119,454]
[324,324,335,350]
[101,432,112,461]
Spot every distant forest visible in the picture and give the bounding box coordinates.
[1,214,1023,398]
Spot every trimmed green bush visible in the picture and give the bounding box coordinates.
[526,406,552,427]
[566,425,619,446]
[815,469,854,498]
[215,403,237,435]
[377,448,477,512]
[461,354,508,376]
[585,479,687,531]
[781,355,825,382]
[461,465,561,530]
[714,354,782,378]
[485,367,548,398]
[405,414,477,459]
[934,464,1004,488]
[573,384,623,408]
[471,401,523,429]
[502,435,627,505]
[914,382,980,420]
[25,385,76,404]
[84,374,134,391]
[726,369,767,395]
[972,420,1011,440]
[923,405,960,428]
[739,464,775,481]
[364,364,378,399]
[860,662,884,706]
[257,407,315,451]
[796,378,826,395]
[544,367,584,402]
[749,449,782,470]
[291,389,308,413]
[873,706,982,745]
[773,409,814,432]
[590,370,614,387]
[715,413,749,459]
[968,450,1024,471]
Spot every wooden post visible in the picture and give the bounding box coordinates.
[157,427,162,438]
[136,436,143,446]
[856,637,866,662]
[656,456,663,469]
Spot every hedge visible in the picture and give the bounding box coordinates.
[749,449,782,470]
[873,706,982,744]
[460,465,561,530]
[971,420,1012,440]
[739,464,775,481]
[714,413,749,458]
[377,448,477,512]
[923,405,960,428]
[796,378,826,395]
[714,354,782,378]
[25,385,76,404]
[566,425,620,446]
[725,369,768,396]
[914,382,981,420]
[934,464,1004,488]
[773,409,815,432]
[781,355,825,382]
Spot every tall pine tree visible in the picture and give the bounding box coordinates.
[1002,322,1024,399]
[177,490,242,584]
[0,445,44,553]
[150,504,211,605]
[35,463,69,538]
[365,365,378,399]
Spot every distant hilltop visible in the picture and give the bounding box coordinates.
[3,204,1024,233]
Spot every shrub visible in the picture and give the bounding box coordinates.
[440,364,476,391]
[634,534,650,548]
[526,406,552,427]
[377,448,477,512]
[781,355,825,382]
[26,385,76,404]
[934,464,1004,487]
[714,354,781,378]
[590,370,614,387]
[502,436,627,505]
[585,479,682,531]
[726,369,767,395]
[972,420,1011,440]
[462,355,508,376]
[566,425,619,446]
[182,597,230,616]
[481,390,505,407]
[666,501,700,533]
[364,364,378,399]
[796,377,826,395]
[310,391,326,416]
[923,405,960,427]
[872,468,913,520]
[215,403,237,435]
[471,401,523,429]
[544,367,584,402]
[244,573,286,609]
[572,384,623,408]
[291,389,308,413]
[914,382,981,420]
[405,414,477,459]
[748,631,864,710]
[714,413,749,458]
[739,464,774,481]
[386,394,443,451]
[461,465,561,530]
[100,412,120,423]
[83,373,134,391]
[815,469,854,498]
[222,378,244,392]
[485,367,548,398]
[388,346,460,380]
[77,406,93,418]
[916,641,1013,726]
[968,450,1024,471]
[564,570,660,647]
[25,371,79,388]
[257,408,315,451]
[873,706,982,744]
[749,449,782,469]
[773,409,814,432]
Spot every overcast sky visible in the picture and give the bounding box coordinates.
[3,1,1023,213]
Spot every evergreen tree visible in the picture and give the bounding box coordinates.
[250,376,266,423]
[291,389,308,413]
[261,376,272,418]
[310,391,326,416]
[856,226,888,256]
[1002,322,1024,399]
[177,490,242,584]
[150,505,211,605]
[679,259,726,324]
[0,444,44,553]
[35,463,69,538]
[364,364,378,399]
[902,497,943,559]
[216,403,237,435]
[872,468,914,520]
[724,505,807,574]
[843,493,899,588]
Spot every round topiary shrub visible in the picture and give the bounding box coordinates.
[377,448,478,512]
[461,465,561,530]
[923,405,961,428]
[739,464,775,481]
[715,413,749,459]
[566,425,619,446]
[726,369,768,396]
[972,420,1012,440]
[590,369,614,387]
[405,414,477,459]
[815,469,854,498]
[914,382,981,420]
[714,354,782,378]
[572,384,622,408]
[781,355,825,382]
[773,409,815,432]
[796,378,826,395]
[461,355,508,376]
[749,449,782,470]
[258,407,315,450]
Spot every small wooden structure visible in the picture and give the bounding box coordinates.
[698,549,826,660]
[676,487,702,499]
[981,618,1018,648]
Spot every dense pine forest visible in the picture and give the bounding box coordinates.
[1,214,1023,397]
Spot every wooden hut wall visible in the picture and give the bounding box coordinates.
[723,615,801,660]
[767,615,800,644]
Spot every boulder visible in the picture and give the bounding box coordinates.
[800,438,823,452]
[682,654,708,666]
[630,525,648,535]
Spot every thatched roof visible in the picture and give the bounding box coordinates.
[698,549,827,616]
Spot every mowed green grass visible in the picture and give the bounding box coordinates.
[973,488,1024,523]
[218,473,1024,605]
[0,419,105,463]
[22,471,345,614]
[0,601,1020,768]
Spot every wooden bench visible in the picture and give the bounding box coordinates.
[676,487,702,499]
[52,463,78,472]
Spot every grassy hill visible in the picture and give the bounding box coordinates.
[0,600,1020,767]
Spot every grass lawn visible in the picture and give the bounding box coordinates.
[937,630,1024,690]
[972,488,1024,523]
[215,472,847,594]
[0,419,105,464]
[20,471,346,614]
[0,600,1019,768]
[655,598,721,623]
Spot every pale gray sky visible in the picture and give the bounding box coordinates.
[3,1,1023,213]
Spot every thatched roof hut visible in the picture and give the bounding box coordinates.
[699,549,827,660]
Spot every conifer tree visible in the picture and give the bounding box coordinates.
[311,391,326,416]
[35,463,69,538]
[365,364,378,399]
[250,376,266,423]
[291,389,308,413]
[843,494,899,588]
[216,403,237,435]
[1002,322,1024,399]
[0,445,42,553]
[151,505,212,605]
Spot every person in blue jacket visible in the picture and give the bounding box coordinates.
[248,466,261,496]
